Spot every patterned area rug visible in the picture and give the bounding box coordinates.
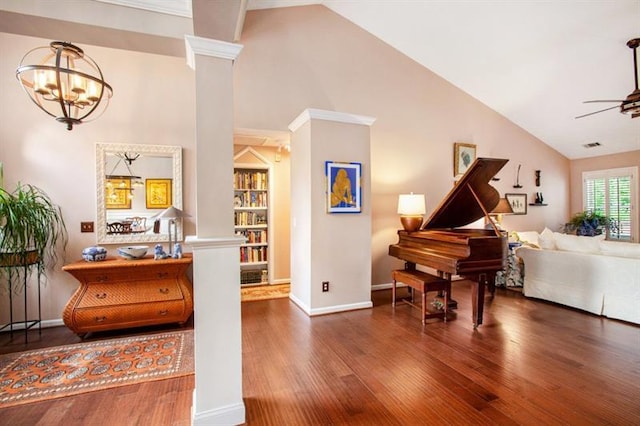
[241,283,290,302]
[0,330,193,408]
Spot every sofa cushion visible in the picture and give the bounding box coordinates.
[599,240,640,259]
[553,232,603,254]
[538,227,556,250]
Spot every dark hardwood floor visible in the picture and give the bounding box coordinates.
[1,280,639,425]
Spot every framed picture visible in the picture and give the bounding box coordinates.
[325,161,362,213]
[105,178,131,209]
[453,142,477,177]
[505,193,527,215]
[146,178,173,209]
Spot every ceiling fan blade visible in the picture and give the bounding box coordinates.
[575,104,620,119]
[632,112,640,118]
[583,100,625,103]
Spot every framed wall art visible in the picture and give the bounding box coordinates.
[145,178,172,209]
[453,142,477,177]
[105,177,131,209]
[505,193,527,215]
[325,161,361,213]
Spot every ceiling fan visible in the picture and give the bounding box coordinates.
[576,38,640,119]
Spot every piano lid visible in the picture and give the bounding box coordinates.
[422,157,508,230]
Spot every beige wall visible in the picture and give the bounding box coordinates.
[0,32,196,324]
[234,6,571,285]
[570,150,640,239]
[1,4,629,325]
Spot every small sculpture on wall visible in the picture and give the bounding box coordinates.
[535,192,544,204]
[535,170,541,187]
[513,164,523,188]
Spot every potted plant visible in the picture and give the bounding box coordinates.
[0,183,68,291]
[563,210,618,236]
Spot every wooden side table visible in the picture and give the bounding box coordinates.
[62,254,193,336]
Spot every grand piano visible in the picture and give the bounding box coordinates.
[388,157,509,328]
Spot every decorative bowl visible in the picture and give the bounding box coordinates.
[117,245,149,260]
[82,246,108,262]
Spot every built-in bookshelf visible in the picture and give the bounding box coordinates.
[234,166,269,285]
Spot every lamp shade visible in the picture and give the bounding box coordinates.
[397,193,426,215]
[154,206,190,220]
[491,198,513,215]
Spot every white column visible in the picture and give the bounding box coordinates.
[288,108,376,316]
[185,35,245,426]
[187,236,245,425]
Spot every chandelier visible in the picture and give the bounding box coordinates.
[16,41,113,131]
[106,153,143,201]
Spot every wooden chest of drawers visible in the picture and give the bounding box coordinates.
[62,254,193,336]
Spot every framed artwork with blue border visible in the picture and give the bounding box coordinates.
[326,161,361,213]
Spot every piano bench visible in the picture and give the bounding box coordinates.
[392,269,449,324]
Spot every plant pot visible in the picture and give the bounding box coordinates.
[0,250,41,267]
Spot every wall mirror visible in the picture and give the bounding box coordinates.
[96,143,183,245]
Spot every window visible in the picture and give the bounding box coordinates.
[583,167,637,241]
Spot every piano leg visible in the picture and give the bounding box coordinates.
[471,277,485,328]
[470,273,496,328]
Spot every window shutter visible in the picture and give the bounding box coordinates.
[583,168,636,241]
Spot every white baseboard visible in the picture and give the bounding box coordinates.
[288,293,372,316]
[371,282,404,291]
[192,398,245,426]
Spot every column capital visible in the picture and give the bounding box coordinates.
[184,35,243,69]
[288,108,376,132]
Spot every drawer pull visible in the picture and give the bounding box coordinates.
[96,275,109,282]
[159,288,170,294]
[96,293,107,299]
[157,272,169,279]
[95,316,107,323]
[159,310,169,316]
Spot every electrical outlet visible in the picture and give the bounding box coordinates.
[80,221,94,233]
[322,281,329,292]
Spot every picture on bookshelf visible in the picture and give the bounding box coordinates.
[326,161,362,213]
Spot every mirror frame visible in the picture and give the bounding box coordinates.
[96,143,183,245]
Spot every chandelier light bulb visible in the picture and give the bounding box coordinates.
[16,41,113,130]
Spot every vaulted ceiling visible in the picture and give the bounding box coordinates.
[1,0,638,159]
[247,0,640,159]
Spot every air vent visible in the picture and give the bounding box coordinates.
[583,142,601,148]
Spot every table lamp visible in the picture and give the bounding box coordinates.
[397,193,426,232]
[488,198,513,229]
[155,206,190,255]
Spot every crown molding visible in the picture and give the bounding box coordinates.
[184,35,243,69]
[288,108,376,132]
[93,0,192,18]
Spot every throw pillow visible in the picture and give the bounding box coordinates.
[553,232,603,254]
[538,227,556,250]
[599,240,640,259]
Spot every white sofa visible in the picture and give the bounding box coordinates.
[514,229,640,325]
